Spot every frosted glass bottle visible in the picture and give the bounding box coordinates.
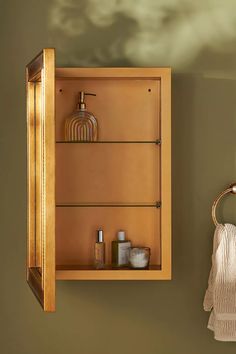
[65,91,98,141]
[112,230,131,268]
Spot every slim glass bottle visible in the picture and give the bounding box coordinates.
[94,229,105,269]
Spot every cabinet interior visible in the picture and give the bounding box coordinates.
[55,75,162,271]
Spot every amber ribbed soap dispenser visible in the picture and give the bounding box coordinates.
[65,91,98,141]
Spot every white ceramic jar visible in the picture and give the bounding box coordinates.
[128,247,150,269]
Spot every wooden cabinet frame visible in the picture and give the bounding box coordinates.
[26,48,171,312]
[26,49,55,311]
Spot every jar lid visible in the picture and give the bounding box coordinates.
[117,230,125,241]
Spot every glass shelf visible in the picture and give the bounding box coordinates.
[56,140,161,144]
[56,202,161,208]
[56,265,162,270]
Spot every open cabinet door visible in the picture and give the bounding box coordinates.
[26,49,55,311]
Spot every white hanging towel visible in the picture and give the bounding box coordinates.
[204,224,236,341]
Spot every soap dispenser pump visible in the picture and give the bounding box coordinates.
[65,91,98,141]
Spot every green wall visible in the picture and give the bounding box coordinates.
[1,1,236,353]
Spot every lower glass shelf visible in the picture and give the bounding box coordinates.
[56,202,161,208]
[56,265,164,281]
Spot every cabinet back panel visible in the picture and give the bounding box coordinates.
[55,78,160,141]
[56,143,160,203]
[55,75,162,269]
[56,207,161,265]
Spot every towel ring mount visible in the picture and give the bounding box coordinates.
[212,183,236,226]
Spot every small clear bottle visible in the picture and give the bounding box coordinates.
[112,230,131,268]
[94,229,105,269]
[65,91,98,141]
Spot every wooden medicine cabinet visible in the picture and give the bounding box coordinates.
[26,48,171,312]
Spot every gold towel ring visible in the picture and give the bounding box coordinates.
[212,183,236,226]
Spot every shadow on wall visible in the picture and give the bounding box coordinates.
[172,74,236,283]
[49,0,236,75]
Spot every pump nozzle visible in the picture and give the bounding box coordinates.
[78,91,96,110]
